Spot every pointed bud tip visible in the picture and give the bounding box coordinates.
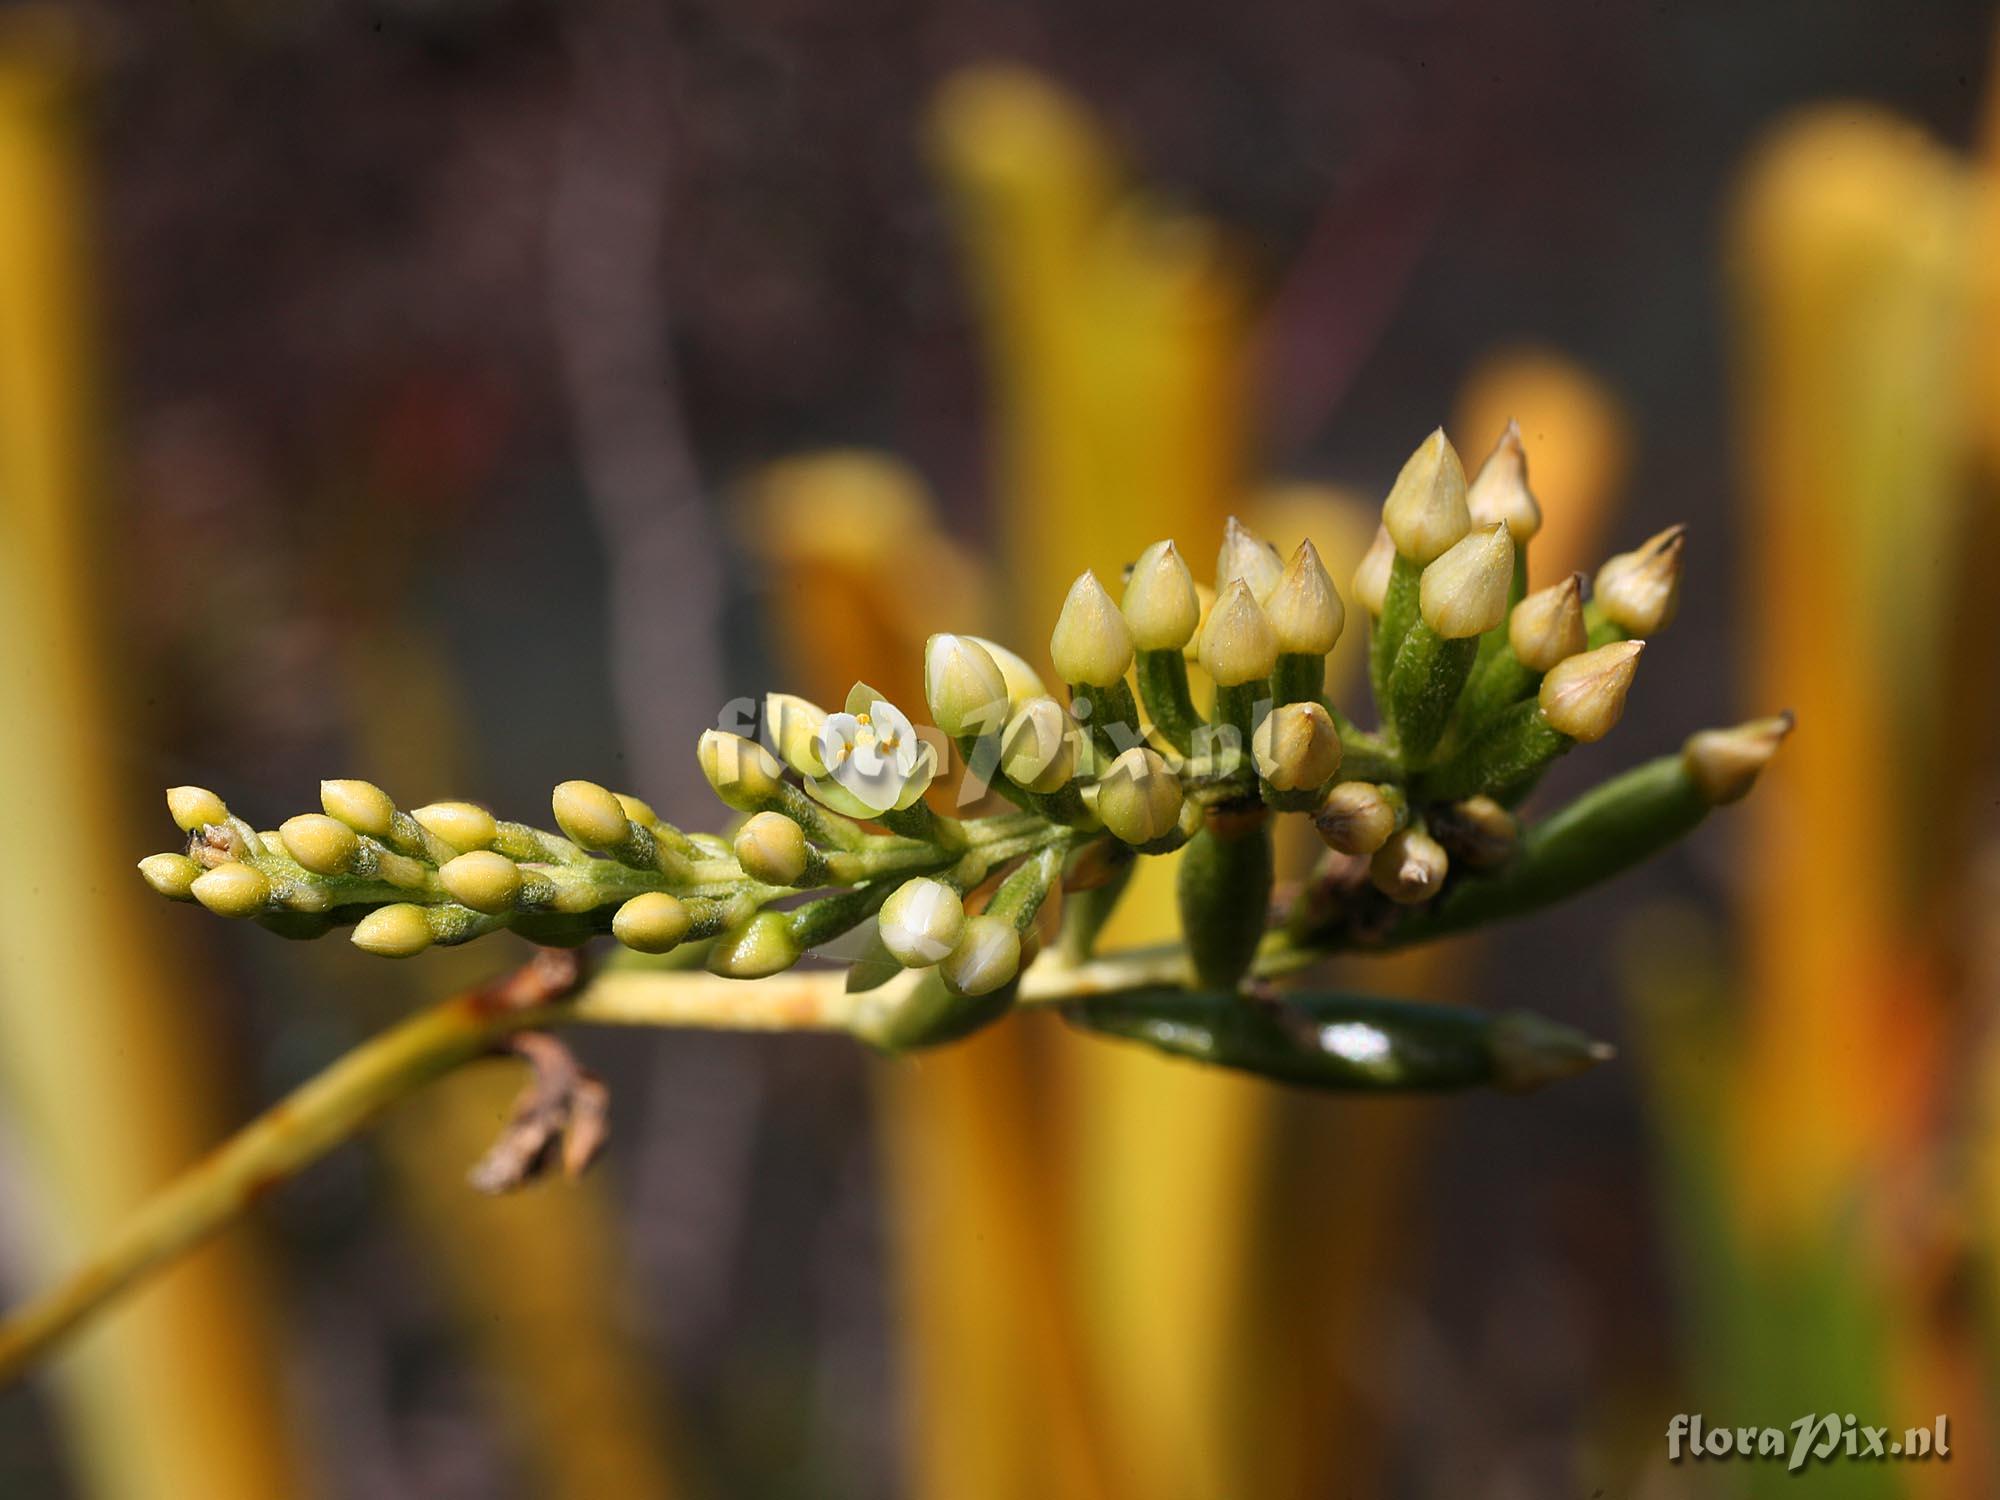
[1466,421,1542,541]
[166,785,229,832]
[1419,522,1515,639]
[925,634,1011,736]
[1051,570,1136,687]
[1682,710,1794,805]
[1196,578,1279,686]
[1123,539,1202,650]
[1382,428,1471,563]
[1595,524,1689,634]
[1539,639,1643,743]
[1265,538,1345,655]
[1508,572,1589,673]
[351,902,434,957]
[1216,515,1284,601]
[189,861,271,917]
[138,852,201,899]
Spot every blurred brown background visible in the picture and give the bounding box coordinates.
[2,0,1998,1496]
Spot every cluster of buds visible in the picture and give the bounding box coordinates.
[143,422,1789,1090]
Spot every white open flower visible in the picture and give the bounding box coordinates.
[810,697,937,816]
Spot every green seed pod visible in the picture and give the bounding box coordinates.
[1382,427,1470,564]
[351,902,434,957]
[551,779,632,850]
[734,811,810,885]
[1122,539,1201,651]
[1538,640,1643,744]
[189,861,270,917]
[707,911,801,978]
[1215,515,1284,601]
[877,877,967,967]
[280,813,361,876]
[1095,746,1184,848]
[1464,420,1542,543]
[939,914,1021,997]
[438,850,523,913]
[1050,570,1135,688]
[924,633,1011,739]
[698,730,789,812]
[1312,781,1404,856]
[1000,696,1075,794]
[612,891,691,954]
[137,852,201,899]
[410,800,498,852]
[166,785,229,832]
[321,779,397,838]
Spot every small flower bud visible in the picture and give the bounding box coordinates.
[878,877,967,966]
[1465,420,1542,542]
[940,914,1021,997]
[735,811,809,885]
[698,731,788,812]
[1252,700,1341,792]
[706,911,801,978]
[1215,516,1283,601]
[963,636,1049,710]
[1369,827,1449,904]
[1095,746,1184,846]
[1312,782,1401,856]
[1352,526,1395,617]
[1050,571,1135,687]
[411,801,497,852]
[552,779,632,850]
[321,779,397,838]
[764,694,830,776]
[1508,573,1588,673]
[1538,640,1643,743]
[1419,523,1514,639]
[166,785,229,832]
[438,850,523,913]
[1431,795,1519,870]
[1382,428,1471,564]
[1594,524,1687,635]
[189,861,270,917]
[280,813,360,875]
[137,852,201,899]
[1682,711,1794,805]
[1001,696,1076,793]
[615,793,660,826]
[1183,582,1218,662]
[1122,539,1201,650]
[1265,539,1344,655]
[1196,579,1279,687]
[925,634,1011,736]
[352,902,434,957]
[612,892,691,953]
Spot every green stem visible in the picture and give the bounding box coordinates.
[1369,554,1423,712]
[1387,624,1478,766]
[1136,650,1201,753]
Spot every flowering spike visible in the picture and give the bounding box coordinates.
[1382,428,1470,564]
[1538,640,1643,743]
[1050,571,1135,688]
[1122,540,1201,651]
[1465,420,1542,542]
[1419,523,1514,640]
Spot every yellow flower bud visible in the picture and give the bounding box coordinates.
[1465,420,1542,542]
[1432,795,1519,870]
[1122,539,1201,651]
[166,785,229,832]
[1369,827,1449,904]
[438,850,523,913]
[1682,712,1793,805]
[939,914,1021,997]
[1000,696,1075,794]
[615,793,660,826]
[1251,700,1341,792]
[878,877,967,966]
[924,634,1011,736]
[698,730,788,812]
[1183,582,1217,663]
[1508,573,1587,673]
[1215,515,1283,601]
[352,902,434,957]
[1095,746,1184,846]
[612,891,691,953]
[1538,640,1643,743]
[1594,523,1687,635]
[321,779,397,838]
[552,779,632,850]
[280,813,360,876]
[962,636,1049,710]
[1313,781,1400,856]
[137,852,201,899]
[411,800,498,852]
[1382,428,1470,563]
[1352,525,1395,617]
[735,811,810,885]
[1196,579,1278,687]
[1419,522,1514,639]
[189,861,271,917]
[764,693,830,776]
[1265,539,1344,655]
[1050,570,1135,687]
[706,912,801,978]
